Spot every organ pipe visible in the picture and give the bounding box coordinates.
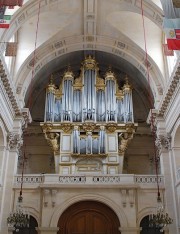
[44,57,134,125]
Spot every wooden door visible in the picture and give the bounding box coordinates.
[58,201,121,234]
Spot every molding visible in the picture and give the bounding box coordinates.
[158,63,180,117]
[0,60,21,116]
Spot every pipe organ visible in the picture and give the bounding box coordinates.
[41,56,137,175]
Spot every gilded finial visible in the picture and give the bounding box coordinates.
[105,66,115,81]
[47,74,56,93]
[83,55,97,70]
[63,65,74,81]
[123,75,132,92]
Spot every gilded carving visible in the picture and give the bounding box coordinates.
[82,123,96,132]
[116,86,124,100]
[55,82,63,99]
[61,123,73,133]
[63,66,74,81]
[83,55,97,70]
[47,75,56,93]
[41,123,53,132]
[118,132,131,154]
[96,75,105,91]
[73,75,83,91]
[123,76,132,93]
[45,132,60,153]
[106,123,117,133]
[105,69,115,81]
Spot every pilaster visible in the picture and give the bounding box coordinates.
[156,133,178,233]
[0,132,22,233]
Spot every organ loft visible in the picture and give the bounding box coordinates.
[40,56,138,175]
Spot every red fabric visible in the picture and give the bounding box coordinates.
[0,0,23,6]
[167,39,180,50]
[175,29,180,39]
[0,23,9,28]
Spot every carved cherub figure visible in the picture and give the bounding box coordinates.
[118,132,129,154]
[45,132,60,152]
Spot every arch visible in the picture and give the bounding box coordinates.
[13,215,38,234]
[50,193,128,228]
[57,200,121,234]
[137,207,156,226]
[0,0,164,106]
[16,43,163,108]
[140,215,164,234]
[0,0,163,44]
[171,118,180,148]
[22,205,40,226]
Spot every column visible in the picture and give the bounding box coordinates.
[1,132,22,233]
[156,134,178,233]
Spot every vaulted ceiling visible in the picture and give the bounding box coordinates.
[0,0,165,122]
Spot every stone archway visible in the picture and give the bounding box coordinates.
[57,200,121,234]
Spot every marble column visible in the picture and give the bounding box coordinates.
[156,134,178,233]
[0,132,22,233]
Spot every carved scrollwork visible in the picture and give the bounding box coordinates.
[82,123,96,132]
[7,133,23,150]
[41,123,53,132]
[61,123,73,133]
[155,134,171,153]
[106,123,117,133]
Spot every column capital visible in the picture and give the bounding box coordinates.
[7,132,23,151]
[156,134,171,153]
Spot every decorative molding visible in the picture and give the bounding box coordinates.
[0,60,21,116]
[43,189,50,207]
[159,65,180,117]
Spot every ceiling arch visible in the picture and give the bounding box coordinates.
[16,33,164,108]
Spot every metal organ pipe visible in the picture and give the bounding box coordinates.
[105,70,116,122]
[45,77,56,122]
[44,57,135,157]
[123,77,133,123]
[62,69,74,122]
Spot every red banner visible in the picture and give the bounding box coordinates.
[0,0,23,6]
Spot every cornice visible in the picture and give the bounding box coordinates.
[0,59,21,116]
[158,63,180,117]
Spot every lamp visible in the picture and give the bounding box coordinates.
[7,193,29,231]
[7,150,30,232]
[149,192,173,232]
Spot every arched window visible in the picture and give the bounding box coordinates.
[140,215,164,234]
[13,215,38,234]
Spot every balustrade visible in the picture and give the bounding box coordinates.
[14,174,164,188]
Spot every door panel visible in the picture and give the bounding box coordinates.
[58,201,121,234]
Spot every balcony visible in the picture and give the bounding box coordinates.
[14,174,164,189]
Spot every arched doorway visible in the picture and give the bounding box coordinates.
[140,215,164,234]
[58,200,121,234]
